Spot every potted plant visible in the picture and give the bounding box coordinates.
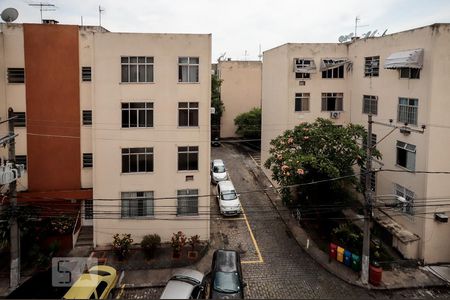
[141,234,161,259]
[112,233,133,261]
[171,231,186,259]
[188,235,200,259]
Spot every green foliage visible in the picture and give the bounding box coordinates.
[0,205,40,249]
[211,74,224,119]
[45,215,76,235]
[264,118,381,203]
[332,223,363,254]
[112,233,133,260]
[234,107,261,139]
[141,234,161,258]
[171,231,187,253]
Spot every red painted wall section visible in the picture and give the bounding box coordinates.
[23,24,81,192]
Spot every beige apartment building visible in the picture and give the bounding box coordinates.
[261,24,450,263]
[0,22,211,247]
[217,60,262,138]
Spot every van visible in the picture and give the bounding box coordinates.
[216,180,242,216]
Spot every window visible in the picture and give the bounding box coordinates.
[178,146,198,171]
[121,191,154,217]
[95,281,108,298]
[395,184,415,215]
[178,102,199,127]
[364,56,380,77]
[122,147,154,173]
[321,93,343,111]
[398,98,418,125]
[396,141,416,171]
[362,95,378,115]
[178,57,199,83]
[82,110,92,125]
[83,153,93,168]
[294,59,313,79]
[7,68,25,83]
[322,60,344,78]
[13,112,26,127]
[121,102,154,128]
[16,155,27,170]
[177,189,198,215]
[294,93,310,112]
[400,68,420,79]
[121,56,154,83]
[295,72,310,79]
[82,67,92,82]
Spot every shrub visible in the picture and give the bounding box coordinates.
[112,233,133,260]
[171,231,187,254]
[188,235,200,251]
[141,234,161,258]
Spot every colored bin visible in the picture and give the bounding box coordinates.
[351,254,361,271]
[369,264,383,286]
[344,250,352,267]
[336,246,344,263]
[329,243,337,261]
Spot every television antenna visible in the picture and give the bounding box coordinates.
[98,5,105,27]
[1,8,19,23]
[354,16,369,38]
[29,2,56,23]
[258,44,262,61]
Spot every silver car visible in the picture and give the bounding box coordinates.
[160,268,205,299]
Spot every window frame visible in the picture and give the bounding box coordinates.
[294,59,313,79]
[399,68,420,79]
[121,191,155,218]
[7,68,25,83]
[12,112,26,127]
[178,102,199,127]
[121,147,154,173]
[364,56,380,77]
[82,67,92,82]
[396,141,416,171]
[83,153,93,168]
[178,57,200,83]
[177,146,199,171]
[121,102,154,128]
[82,110,92,126]
[397,97,418,126]
[177,189,199,216]
[362,95,378,115]
[321,60,344,79]
[294,93,310,112]
[395,184,415,215]
[321,93,344,111]
[121,56,154,83]
[15,155,27,170]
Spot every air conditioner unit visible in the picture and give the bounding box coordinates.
[330,111,340,119]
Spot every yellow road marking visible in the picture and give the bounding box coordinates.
[241,207,264,264]
[115,284,125,299]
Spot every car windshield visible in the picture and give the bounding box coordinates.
[213,166,226,173]
[171,275,201,286]
[221,191,237,201]
[213,272,240,294]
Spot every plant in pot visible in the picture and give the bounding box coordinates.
[188,235,200,259]
[171,231,187,259]
[141,234,161,259]
[112,233,133,261]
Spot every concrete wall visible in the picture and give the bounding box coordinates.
[218,61,262,138]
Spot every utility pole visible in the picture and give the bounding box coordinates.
[361,114,373,285]
[8,108,20,289]
[98,6,105,27]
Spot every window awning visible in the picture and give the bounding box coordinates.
[374,212,420,243]
[293,59,316,73]
[384,48,424,69]
[320,58,350,71]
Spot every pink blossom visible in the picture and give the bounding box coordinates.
[297,169,305,175]
[303,136,309,140]
[281,165,289,172]
[288,137,294,144]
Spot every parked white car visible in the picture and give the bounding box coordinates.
[211,159,228,184]
[217,180,242,216]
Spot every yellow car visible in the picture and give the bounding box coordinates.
[63,265,118,299]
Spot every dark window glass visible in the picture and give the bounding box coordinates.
[16,155,27,170]
[96,281,108,298]
[13,112,26,127]
[178,102,199,127]
[83,153,93,168]
[122,102,153,128]
[121,56,154,83]
[82,110,92,125]
[7,68,25,83]
[122,148,153,173]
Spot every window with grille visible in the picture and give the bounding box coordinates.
[395,184,415,215]
[321,60,344,78]
[178,102,199,127]
[400,68,420,79]
[121,102,154,128]
[16,155,27,170]
[294,59,313,79]
[82,67,92,82]
[294,93,310,112]
[121,56,154,83]
[122,147,154,173]
[364,56,380,77]
[321,93,343,111]
[178,146,198,171]
[398,98,418,125]
[121,191,154,218]
[7,68,25,83]
[396,141,416,171]
[83,153,93,168]
[82,110,92,125]
[177,189,198,215]
[13,112,26,127]
[362,95,378,115]
[178,57,199,83]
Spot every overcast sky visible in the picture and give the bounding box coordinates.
[2,0,450,61]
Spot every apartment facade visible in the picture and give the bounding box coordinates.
[217,60,262,138]
[0,22,211,247]
[261,24,450,263]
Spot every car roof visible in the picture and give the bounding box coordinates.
[63,265,117,299]
[214,250,239,272]
[218,180,235,191]
[212,159,224,166]
[160,269,204,299]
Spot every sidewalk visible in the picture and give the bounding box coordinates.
[253,163,449,290]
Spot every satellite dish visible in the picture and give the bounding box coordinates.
[1,8,19,23]
[338,35,346,43]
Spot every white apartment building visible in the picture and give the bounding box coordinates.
[0,22,211,247]
[261,24,450,263]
